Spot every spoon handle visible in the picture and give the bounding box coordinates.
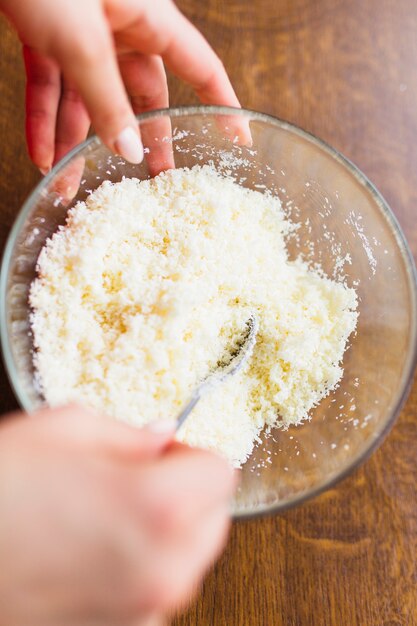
[175,392,201,431]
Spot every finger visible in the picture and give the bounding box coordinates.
[108,1,251,143]
[53,79,91,165]
[23,45,61,173]
[137,446,235,534]
[32,405,176,459]
[51,13,142,163]
[158,10,252,146]
[139,112,175,178]
[47,154,85,204]
[108,1,239,107]
[48,80,89,203]
[118,52,169,113]
[163,15,240,108]
[118,53,174,175]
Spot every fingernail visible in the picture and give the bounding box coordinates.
[145,419,177,435]
[40,167,50,176]
[115,127,144,164]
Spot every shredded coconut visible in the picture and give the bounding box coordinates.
[30,166,358,467]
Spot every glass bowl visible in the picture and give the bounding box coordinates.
[1,106,416,518]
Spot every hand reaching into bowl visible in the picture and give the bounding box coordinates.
[1,0,241,172]
[0,406,235,626]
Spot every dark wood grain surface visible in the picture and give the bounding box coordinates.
[1,1,416,624]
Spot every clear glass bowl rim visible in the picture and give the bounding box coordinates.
[1,105,416,518]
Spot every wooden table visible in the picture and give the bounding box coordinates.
[1,1,416,624]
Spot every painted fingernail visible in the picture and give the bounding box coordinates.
[115,126,144,164]
[145,419,177,435]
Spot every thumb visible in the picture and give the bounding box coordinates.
[33,405,176,460]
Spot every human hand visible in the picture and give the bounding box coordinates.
[0,406,235,626]
[1,0,241,172]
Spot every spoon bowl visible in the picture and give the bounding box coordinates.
[175,314,259,430]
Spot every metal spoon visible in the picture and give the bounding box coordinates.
[175,314,259,431]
